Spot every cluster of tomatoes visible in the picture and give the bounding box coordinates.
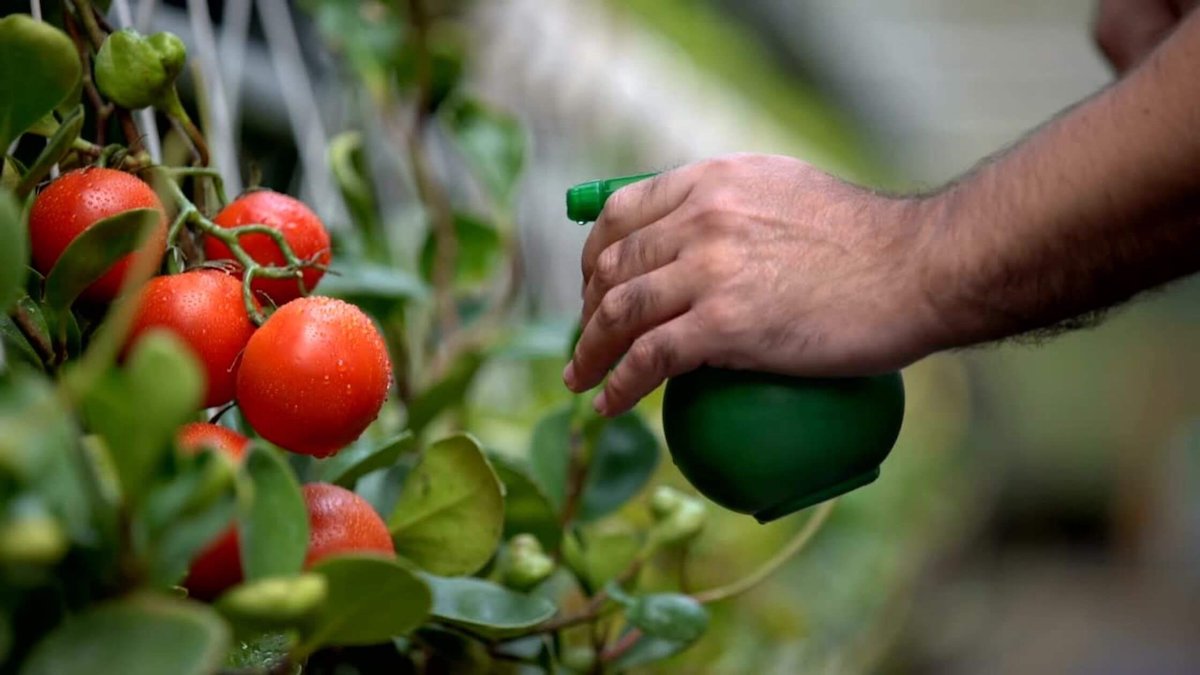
[28,166,395,599]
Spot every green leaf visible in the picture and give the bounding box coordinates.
[20,594,229,675]
[529,407,660,520]
[0,15,81,151]
[389,433,504,576]
[300,554,431,652]
[0,314,45,371]
[239,445,308,581]
[624,593,709,643]
[314,431,414,488]
[422,574,556,638]
[43,207,161,310]
[561,525,641,591]
[81,331,203,503]
[419,212,502,287]
[15,104,84,199]
[489,453,561,552]
[140,450,239,586]
[319,262,428,302]
[440,97,524,207]
[405,350,484,436]
[328,131,387,257]
[0,189,27,313]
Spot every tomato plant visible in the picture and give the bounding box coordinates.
[0,3,844,674]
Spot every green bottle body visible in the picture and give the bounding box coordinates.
[567,174,906,522]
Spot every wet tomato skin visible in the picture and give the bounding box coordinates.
[302,482,394,567]
[28,167,169,303]
[125,270,257,408]
[236,296,390,457]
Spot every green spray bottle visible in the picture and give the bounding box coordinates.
[567,173,905,522]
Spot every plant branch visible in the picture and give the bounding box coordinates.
[690,498,837,604]
[10,304,55,366]
[405,0,458,344]
[599,628,642,665]
[64,10,114,145]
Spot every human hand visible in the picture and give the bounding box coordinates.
[1094,0,1197,73]
[563,154,947,416]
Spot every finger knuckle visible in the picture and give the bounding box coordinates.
[595,292,629,331]
[595,245,623,286]
[699,299,740,335]
[629,334,672,378]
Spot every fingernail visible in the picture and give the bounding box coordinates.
[592,391,608,415]
[562,362,577,390]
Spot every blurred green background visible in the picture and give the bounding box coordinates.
[127,0,1200,671]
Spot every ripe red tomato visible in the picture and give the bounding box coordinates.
[177,423,249,601]
[125,270,257,408]
[28,167,169,303]
[204,190,331,306]
[302,482,394,567]
[236,296,390,457]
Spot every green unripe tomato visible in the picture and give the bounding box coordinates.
[94,29,187,110]
[649,493,706,546]
[214,574,328,628]
[501,533,555,592]
[662,368,904,522]
[0,509,68,566]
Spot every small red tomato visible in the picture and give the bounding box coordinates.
[125,270,257,408]
[204,190,331,306]
[28,167,169,303]
[177,423,249,601]
[236,296,390,457]
[303,482,394,567]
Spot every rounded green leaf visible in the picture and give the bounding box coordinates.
[239,445,308,581]
[561,524,642,591]
[0,188,27,312]
[0,15,81,150]
[489,453,560,552]
[301,554,432,651]
[404,351,484,436]
[389,433,503,576]
[625,593,709,643]
[315,431,414,488]
[81,330,204,503]
[530,408,660,521]
[20,594,229,675]
[422,574,556,638]
[43,207,162,310]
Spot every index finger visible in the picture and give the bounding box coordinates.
[581,167,695,282]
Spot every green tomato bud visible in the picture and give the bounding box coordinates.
[649,485,687,520]
[94,29,187,110]
[650,491,707,546]
[215,574,328,627]
[501,534,555,592]
[0,509,68,566]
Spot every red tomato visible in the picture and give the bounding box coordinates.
[236,296,390,457]
[125,270,257,408]
[303,482,394,567]
[177,423,249,601]
[28,167,168,303]
[204,190,331,306]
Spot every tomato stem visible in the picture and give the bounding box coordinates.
[152,167,322,324]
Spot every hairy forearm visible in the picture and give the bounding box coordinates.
[921,10,1200,349]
